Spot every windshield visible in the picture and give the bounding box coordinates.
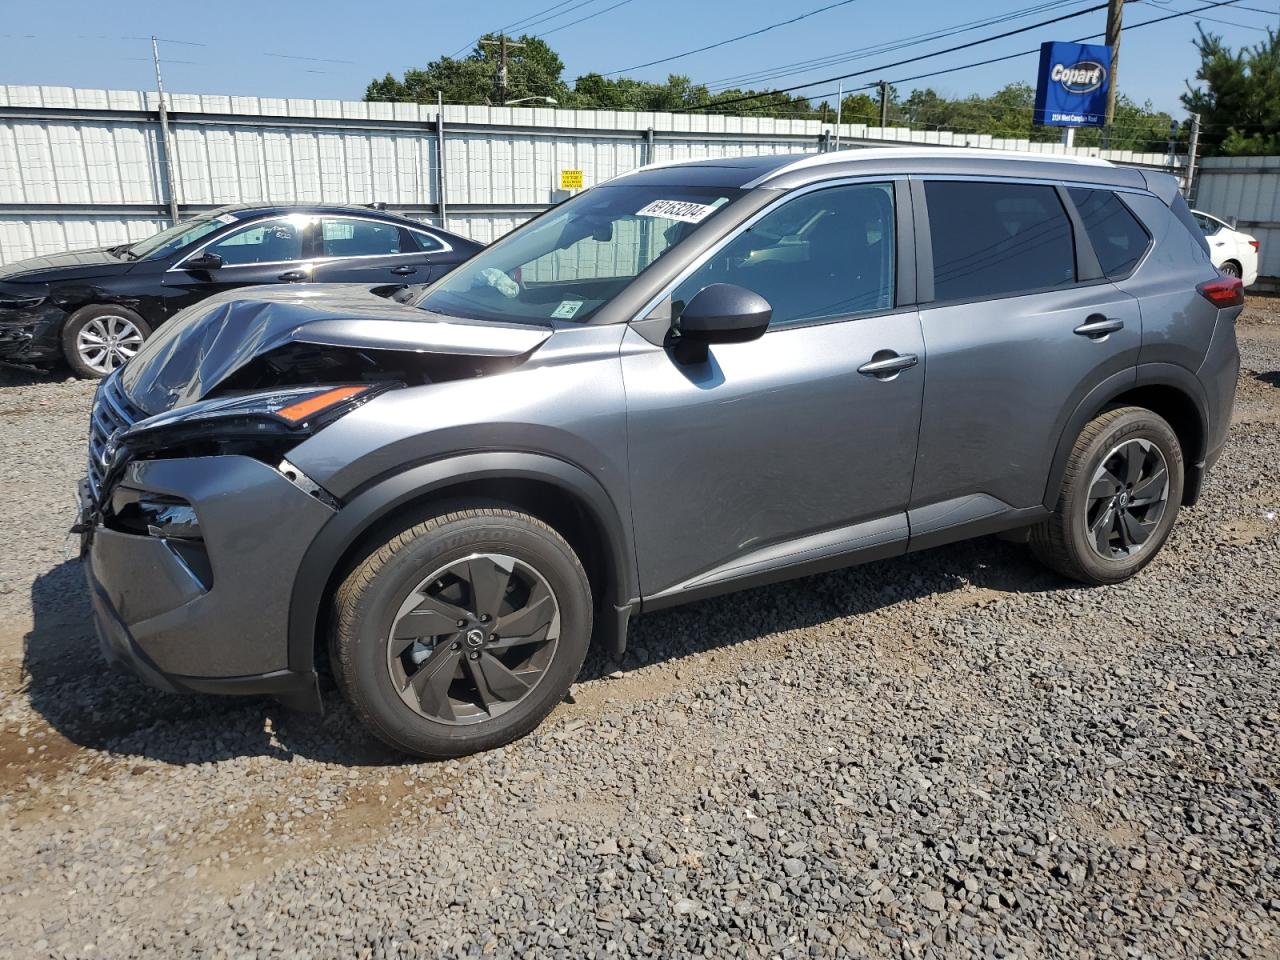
[416,183,742,324]
[126,213,236,261]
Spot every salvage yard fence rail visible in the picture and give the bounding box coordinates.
[0,84,1184,266]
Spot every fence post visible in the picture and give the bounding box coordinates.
[435,91,448,230]
[151,36,180,225]
[646,127,655,166]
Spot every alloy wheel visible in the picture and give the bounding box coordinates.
[76,314,144,373]
[1083,438,1171,560]
[387,553,561,724]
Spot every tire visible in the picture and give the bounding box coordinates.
[329,505,592,759]
[1030,406,1184,585]
[1219,260,1242,279]
[61,305,152,379]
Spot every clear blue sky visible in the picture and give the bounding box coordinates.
[1,0,1276,116]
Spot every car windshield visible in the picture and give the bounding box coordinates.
[415,183,742,324]
[125,213,236,261]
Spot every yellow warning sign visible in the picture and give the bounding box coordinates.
[560,169,584,190]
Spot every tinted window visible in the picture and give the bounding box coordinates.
[321,218,404,257]
[1171,194,1212,255]
[409,229,445,253]
[925,181,1075,301]
[1069,188,1151,278]
[672,182,895,329]
[206,216,307,265]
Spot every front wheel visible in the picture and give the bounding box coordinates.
[329,506,592,759]
[61,305,151,378]
[1030,407,1184,585]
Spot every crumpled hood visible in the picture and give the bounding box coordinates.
[0,246,128,282]
[117,283,553,415]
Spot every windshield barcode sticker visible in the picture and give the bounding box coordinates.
[215,213,239,224]
[635,200,716,224]
[551,300,584,318]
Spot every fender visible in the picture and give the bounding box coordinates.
[1043,362,1209,511]
[285,450,640,674]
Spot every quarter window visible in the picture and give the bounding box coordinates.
[409,229,446,253]
[672,182,896,329]
[205,216,309,266]
[1069,188,1151,278]
[320,218,405,257]
[925,181,1075,301]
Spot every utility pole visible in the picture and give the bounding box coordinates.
[480,35,525,105]
[150,36,180,225]
[1103,0,1124,146]
[878,80,889,128]
[1185,112,1201,200]
[834,80,843,150]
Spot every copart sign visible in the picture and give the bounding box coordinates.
[1033,41,1111,128]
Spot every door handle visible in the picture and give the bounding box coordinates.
[1073,315,1124,340]
[390,265,418,276]
[857,351,919,379]
[278,270,308,282]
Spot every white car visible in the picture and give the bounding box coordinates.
[1192,209,1260,285]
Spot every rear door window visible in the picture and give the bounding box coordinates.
[1068,188,1152,278]
[320,217,405,258]
[924,180,1075,301]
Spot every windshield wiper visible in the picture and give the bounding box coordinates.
[106,243,138,260]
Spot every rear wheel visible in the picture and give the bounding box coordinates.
[1030,407,1184,584]
[1219,260,1242,279]
[330,505,592,759]
[62,305,151,379]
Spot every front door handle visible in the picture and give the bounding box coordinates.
[390,264,418,276]
[858,351,919,379]
[1073,315,1124,340]
[278,270,308,282]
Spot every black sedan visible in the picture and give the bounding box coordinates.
[0,204,483,378]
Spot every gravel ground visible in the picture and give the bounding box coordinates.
[1,301,1277,959]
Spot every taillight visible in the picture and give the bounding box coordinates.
[1197,276,1245,308]
[1249,239,1260,250]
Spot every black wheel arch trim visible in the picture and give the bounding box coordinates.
[286,450,640,675]
[1043,363,1210,511]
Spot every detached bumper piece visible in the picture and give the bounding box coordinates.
[0,304,64,363]
[85,454,336,713]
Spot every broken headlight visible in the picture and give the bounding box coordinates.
[121,383,394,460]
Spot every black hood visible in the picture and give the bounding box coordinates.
[118,283,553,415]
[0,246,131,282]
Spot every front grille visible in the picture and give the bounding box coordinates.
[86,376,143,500]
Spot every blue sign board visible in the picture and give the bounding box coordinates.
[1033,41,1111,127]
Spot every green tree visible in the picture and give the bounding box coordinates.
[1182,27,1280,155]
[366,35,569,105]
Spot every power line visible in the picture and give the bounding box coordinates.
[604,0,863,76]
[706,0,1090,91]
[678,3,1108,111]
[680,0,1247,113]
[538,0,635,37]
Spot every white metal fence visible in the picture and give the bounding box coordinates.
[1194,156,1280,289]
[0,84,1184,266]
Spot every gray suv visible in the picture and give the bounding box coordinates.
[79,149,1242,758]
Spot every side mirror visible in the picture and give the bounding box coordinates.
[183,253,223,271]
[674,283,771,363]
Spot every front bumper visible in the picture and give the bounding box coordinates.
[82,454,336,712]
[0,303,65,364]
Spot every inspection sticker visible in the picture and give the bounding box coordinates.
[635,199,716,223]
[215,213,239,224]
[551,300,584,319]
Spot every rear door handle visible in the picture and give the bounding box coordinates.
[390,265,418,276]
[857,351,919,379]
[1073,315,1124,340]
[278,270,308,282]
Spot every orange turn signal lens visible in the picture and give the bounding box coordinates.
[276,385,369,425]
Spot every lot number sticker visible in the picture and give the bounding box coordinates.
[551,300,584,318]
[635,199,716,223]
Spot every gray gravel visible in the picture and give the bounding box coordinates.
[1,303,1278,959]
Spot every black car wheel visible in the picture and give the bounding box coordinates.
[62,305,152,379]
[1030,406,1184,584]
[1219,260,1242,279]
[330,505,592,759]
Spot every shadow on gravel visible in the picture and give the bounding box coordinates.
[1256,370,1280,388]
[576,534,1064,684]
[22,561,406,769]
[23,536,1063,767]
[0,361,64,388]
